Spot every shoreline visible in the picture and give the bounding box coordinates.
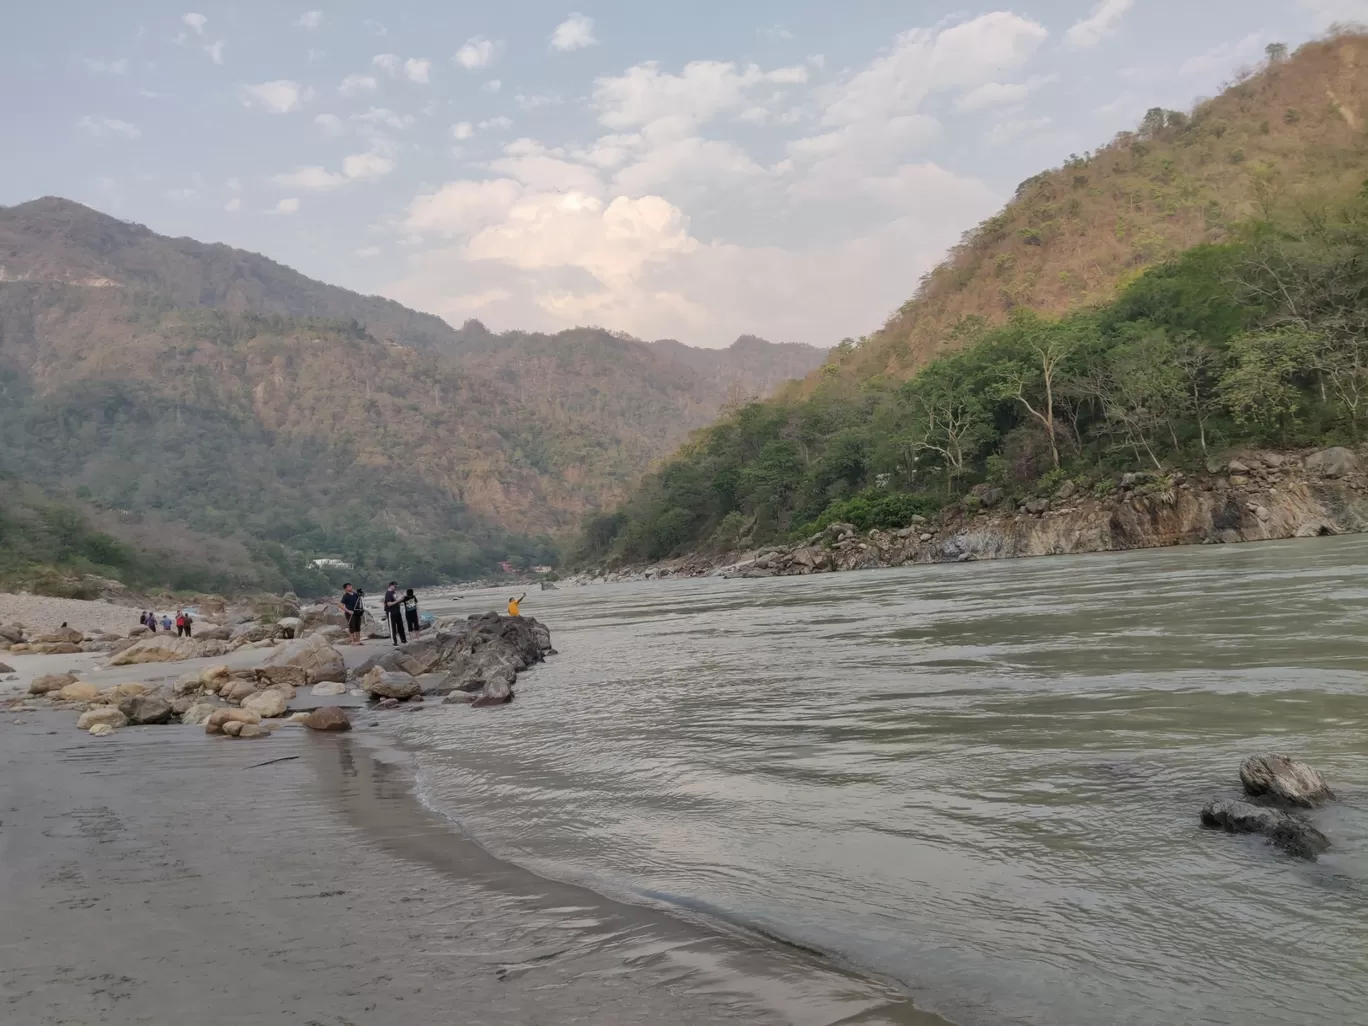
[0,699,948,1026]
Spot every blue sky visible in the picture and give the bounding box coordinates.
[2,1,1363,347]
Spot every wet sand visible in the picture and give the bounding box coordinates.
[0,711,945,1025]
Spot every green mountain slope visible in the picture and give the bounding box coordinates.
[585,31,1368,564]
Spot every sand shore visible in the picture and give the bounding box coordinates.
[0,591,143,637]
[0,705,941,1026]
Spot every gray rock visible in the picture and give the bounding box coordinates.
[1023,498,1050,515]
[1053,480,1076,501]
[116,695,174,725]
[1240,753,1334,808]
[363,668,421,700]
[472,675,514,707]
[1199,798,1331,861]
[1228,459,1251,474]
[1303,446,1360,479]
[310,680,347,697]
[1267,817,1331,860]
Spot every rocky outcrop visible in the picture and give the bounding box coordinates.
[361,667,421,700]
[1201,754,1336,860]
[1239,753,1335,807]
[355,612,552,707]
[241,690,288,718]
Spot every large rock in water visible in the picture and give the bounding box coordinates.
[264,634,346,684]
[361,667,421,700]
[356,613,551,694]
[301,706,351,732]
[116,695,173,725]
[109,635,200,666]
[30,673,77,695]
[1240,754,1334,807]
[241,690,288,718]
[77,707,129,730]
[1200,799,1330,861]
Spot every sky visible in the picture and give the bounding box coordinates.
[2,1,1365,348]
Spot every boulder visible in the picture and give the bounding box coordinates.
[471,676,514,707]
[1053,480,1077,501]
[204,708,263,734]
[109,635,199,666]
[241,690,288,718]
[0,661,13,674]
[1023,498,1050,515]
[194,640,231,658]
[194,623,234,641]
[30,641,82,655]
[117,695,174,725]
[236,723,271,739]
[0,623,25,644]
[1303,446,1360,479]
[230,621,281,643]
[306,624,348,642]
[128,625,150,638]
[57,681,101,703]
[979,486,1005,507]
[223,680,260,704]
[1240,754,1334,808]
[88,722,115,737]
[77,707,129,731]
[104,682,148,698]
[181,701,225,726]
[310,680,347,697]
[301,706,352,732]
[300,603,346,630]
[276,616,302,638]
[222,720,245,736]
[255,664,308,690]
[1200,799,1330,861]
[30,673,77,696]
[362,667,421,700]
[34,626,84,644]
[265,634,346,684]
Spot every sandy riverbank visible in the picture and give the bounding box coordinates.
[0,674,940,1025]
[0,591,143,637]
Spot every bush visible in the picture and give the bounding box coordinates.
[797,491,939,538]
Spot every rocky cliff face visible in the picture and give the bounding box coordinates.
[581,447,1368,583]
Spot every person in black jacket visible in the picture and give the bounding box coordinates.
[402,588,421,637]
[383,581,407,646]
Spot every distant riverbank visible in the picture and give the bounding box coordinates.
[565,447,1368,587]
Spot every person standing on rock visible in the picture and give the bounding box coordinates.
[146,612,156,633]
[507,593,525,616]
[161,613,173,632]
[182,609,193,638]
[174,610,187,637]
[402,588,421,638]
[340,583,363,646]
[383,581,407,646]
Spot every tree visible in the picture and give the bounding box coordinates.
[1219,328,1315,428]
[1266,42,1288,63]
[900,370,992,486]
[1174,336,1224,455]
[990,320,1082,469]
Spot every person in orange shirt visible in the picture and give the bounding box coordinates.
[507,593,526,616]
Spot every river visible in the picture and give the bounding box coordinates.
[402,536,1368,1026]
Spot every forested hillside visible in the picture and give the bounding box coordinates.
[0,200,822,594]
[584,32,1368,564]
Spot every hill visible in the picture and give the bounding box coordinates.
[0,200,824,594]
[583,30,1368,564]
[797,31,1368,390]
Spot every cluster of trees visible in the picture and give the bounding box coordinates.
[583,193,1368,563]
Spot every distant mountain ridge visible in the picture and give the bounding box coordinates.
[0,197,825,591]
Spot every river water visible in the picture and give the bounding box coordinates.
[402,537,1368,1026]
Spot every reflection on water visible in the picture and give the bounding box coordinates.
[401,537,1368,1026]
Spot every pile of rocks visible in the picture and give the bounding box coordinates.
[353,612,554,709]
[1199,753,1336,860]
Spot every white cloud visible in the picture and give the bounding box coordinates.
[76,116,141,140]
[275,197,300,214]
[515,93,563,111]
[340,73,379,95]
[314,112,343,135]
[225,197,242,212]
[296,10,323,29]
[182,12,207,35]
[986,115,1053,146]
[354,107,414,130]
[957,74,1057,112]
[404,57,431,83]
[242,80,308,113]
[272,165,347,190]
[404,179,525,236]
[452,121,475,140]
[342,150,396,180]
[551,13,597,51]
[479,115,513,130]
[454,36,499,69]
[487,139,604,194]
[1064,0,1134,50]
[593,59,811,130]
[482,79,502,93]
[204,40,225,64]
[1301,0,1368,26]
[83,57,129,74]
[1179,34,1265,77]
[373,53,400,75]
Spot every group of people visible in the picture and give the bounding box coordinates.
[334,585,529,648]
[137,610,194,637]
[338,582,423,647]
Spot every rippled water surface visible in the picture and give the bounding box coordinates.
[402,538,1368,1026]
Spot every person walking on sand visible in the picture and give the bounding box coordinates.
[402,588,421,638]
[340,583,364,646]
[183,609,193,638]
[507,593,525,617]
[383,581,407,646]
[174,610,185,637]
